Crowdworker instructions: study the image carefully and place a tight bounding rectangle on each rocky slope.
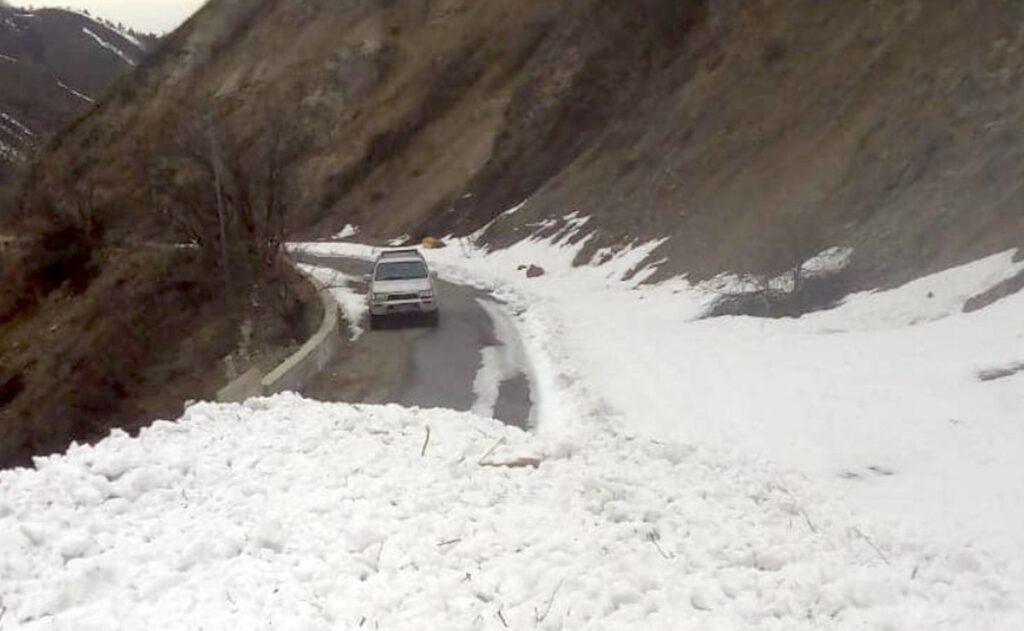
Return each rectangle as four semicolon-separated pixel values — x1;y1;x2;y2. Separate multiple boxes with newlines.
0;5;152;183
20;0;1024;292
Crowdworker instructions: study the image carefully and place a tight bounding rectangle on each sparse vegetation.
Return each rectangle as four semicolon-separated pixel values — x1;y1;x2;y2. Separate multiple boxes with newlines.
0;103;321;469
705;270;852;319
705;218;852;318
132;103;312;311
0;235;319;468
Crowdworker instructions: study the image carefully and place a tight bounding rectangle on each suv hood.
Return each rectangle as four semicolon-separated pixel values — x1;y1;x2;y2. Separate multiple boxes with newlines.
372;278;432;294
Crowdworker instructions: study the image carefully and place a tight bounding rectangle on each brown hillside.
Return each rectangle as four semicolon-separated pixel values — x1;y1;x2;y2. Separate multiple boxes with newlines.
18;0;1024;289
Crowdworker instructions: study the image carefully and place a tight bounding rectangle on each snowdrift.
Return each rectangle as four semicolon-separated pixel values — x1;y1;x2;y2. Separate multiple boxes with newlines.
2;396;1020;630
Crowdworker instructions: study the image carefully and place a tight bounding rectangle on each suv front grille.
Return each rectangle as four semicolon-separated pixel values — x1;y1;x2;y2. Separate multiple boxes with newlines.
388;293;418;302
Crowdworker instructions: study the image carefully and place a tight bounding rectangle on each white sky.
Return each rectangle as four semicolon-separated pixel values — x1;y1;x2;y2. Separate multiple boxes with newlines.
23;1;206;33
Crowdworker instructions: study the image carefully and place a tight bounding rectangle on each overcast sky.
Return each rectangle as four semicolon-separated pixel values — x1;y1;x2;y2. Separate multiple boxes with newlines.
25;0;206;33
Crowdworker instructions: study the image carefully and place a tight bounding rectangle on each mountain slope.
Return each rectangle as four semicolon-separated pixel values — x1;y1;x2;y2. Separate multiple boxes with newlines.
0;5;151;178
14;0;705;237
18;0;1024;291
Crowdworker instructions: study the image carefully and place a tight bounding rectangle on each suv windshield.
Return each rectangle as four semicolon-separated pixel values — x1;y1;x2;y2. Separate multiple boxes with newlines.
375;261;428;281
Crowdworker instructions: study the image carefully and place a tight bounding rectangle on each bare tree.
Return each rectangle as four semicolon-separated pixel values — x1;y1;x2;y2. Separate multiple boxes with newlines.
770;213;825;296
704;214;848;318
139;103;309;300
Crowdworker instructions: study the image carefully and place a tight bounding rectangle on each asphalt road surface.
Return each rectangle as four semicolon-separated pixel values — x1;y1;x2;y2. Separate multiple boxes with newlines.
296;254;534;429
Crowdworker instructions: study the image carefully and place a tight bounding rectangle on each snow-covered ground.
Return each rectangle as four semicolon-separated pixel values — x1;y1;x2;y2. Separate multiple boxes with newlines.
415;233;1024;561
2;223;1022;628
335;224;360;240
3;396;1021;629
299;223;1024;605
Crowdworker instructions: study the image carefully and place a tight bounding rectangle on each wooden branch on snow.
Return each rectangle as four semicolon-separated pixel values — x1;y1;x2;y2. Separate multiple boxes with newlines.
481;457;542;470
421;426;431;457
477;437;506;465
852;527;891;566
534;581;563;625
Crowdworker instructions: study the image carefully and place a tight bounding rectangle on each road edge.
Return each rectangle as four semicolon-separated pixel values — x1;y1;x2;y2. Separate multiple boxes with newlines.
217;264;342;402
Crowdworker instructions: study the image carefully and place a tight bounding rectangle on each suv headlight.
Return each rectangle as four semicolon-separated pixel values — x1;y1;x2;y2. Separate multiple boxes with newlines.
372;293;387;303
419;290;434;300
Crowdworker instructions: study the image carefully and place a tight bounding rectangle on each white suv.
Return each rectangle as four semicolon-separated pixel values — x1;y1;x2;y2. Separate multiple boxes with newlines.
368;249;440;328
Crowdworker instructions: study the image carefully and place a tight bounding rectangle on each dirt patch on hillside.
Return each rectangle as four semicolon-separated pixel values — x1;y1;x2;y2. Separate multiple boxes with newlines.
0;242;319;469
963;268;1024;313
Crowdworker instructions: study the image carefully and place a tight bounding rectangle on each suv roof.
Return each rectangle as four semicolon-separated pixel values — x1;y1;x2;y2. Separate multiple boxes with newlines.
377;248;425;262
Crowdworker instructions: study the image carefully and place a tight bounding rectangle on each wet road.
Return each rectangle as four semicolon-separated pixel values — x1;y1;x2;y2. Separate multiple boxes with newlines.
295;254;534;429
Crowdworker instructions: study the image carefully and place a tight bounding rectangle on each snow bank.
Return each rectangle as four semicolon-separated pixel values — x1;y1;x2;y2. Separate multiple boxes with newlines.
335;224;360;240
299;264;368;341
2;396;1020;630
295;220;1024;583
472;298;533;422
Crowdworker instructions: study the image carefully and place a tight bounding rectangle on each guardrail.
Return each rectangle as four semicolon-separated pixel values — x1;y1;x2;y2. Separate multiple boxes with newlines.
216;265;341;402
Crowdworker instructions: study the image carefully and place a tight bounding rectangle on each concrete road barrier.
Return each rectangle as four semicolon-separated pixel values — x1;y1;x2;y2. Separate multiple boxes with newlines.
215;367;263;403
217;265;341;402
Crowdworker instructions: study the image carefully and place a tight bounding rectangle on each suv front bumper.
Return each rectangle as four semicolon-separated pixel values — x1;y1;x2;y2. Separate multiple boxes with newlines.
370;299;438;316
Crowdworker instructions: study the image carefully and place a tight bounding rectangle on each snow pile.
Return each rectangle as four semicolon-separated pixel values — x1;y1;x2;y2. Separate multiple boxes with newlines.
299;264;368;341
334;224;360;240
368;223;1024;565
298;222;1024;571
2;395;1020;630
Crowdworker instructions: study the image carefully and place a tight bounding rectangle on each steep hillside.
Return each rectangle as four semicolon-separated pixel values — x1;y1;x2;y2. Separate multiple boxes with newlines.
18;0;1024;290
0;5;152;183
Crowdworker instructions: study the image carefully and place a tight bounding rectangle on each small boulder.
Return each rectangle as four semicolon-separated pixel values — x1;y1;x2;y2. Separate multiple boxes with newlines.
525;265;546;278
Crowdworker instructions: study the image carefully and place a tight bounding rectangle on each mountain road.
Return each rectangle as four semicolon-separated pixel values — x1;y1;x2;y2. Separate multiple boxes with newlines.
295;253;534;430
